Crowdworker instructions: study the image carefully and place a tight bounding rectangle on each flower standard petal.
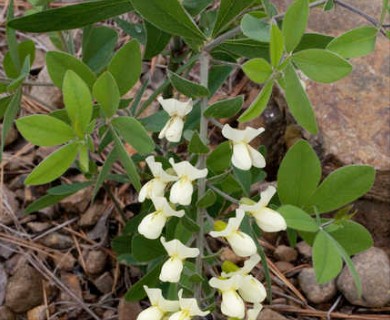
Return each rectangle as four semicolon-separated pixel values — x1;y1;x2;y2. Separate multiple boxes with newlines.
169;159;208;181
242;126;265;143
221;124;247;142
259;185;277;207
138;212;167;239
222;254;261;278
146;156;177;183
169;290;209;320
144;286;180;312
165;117;185;143
152;197;185;219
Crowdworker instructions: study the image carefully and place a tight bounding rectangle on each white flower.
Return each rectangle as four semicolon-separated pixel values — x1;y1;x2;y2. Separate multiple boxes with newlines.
247;303;263;320
139;156;177;202
209;209;257;257
169;158;208;206
222;124;266;171
138;197;185;239
209;275;245;319
222;254;267;304
168;289;209;320
239;186;287;232
158;96;193;143
137;286;179;320
159;237;200;283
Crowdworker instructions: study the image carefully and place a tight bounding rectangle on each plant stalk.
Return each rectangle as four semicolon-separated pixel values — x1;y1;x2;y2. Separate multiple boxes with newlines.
195;51;209;301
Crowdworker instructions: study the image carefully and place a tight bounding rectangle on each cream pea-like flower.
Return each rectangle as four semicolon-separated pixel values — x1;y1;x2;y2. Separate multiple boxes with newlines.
209;209;257;257
138;197;185;239
222;254;266;304
222;124;266;171
169;158;208;206
139;156;177;202
159;237;200;283
137;286;179;320
168;290;209;320
209;275;245;319
239;186;287;232
158;96;193;143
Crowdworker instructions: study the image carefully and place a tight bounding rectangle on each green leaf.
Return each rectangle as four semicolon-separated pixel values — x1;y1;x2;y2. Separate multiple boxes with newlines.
93;71;120;118
212;0;255;36
183;0;212;16
240;14;270;42
188;131;209;154
82;26;118;73
0;95;13;120
207;141;232;173
306;165;375;214
295;33;334;52
216;38;269;59
125;261;163;301
16;115;75;146
282;0;309;52
112;117;154;155
129;0;205;47
239;80;273;122
78;143;89;173
63;70;93;137
233;166;251;196
111;128;141;191
270;23;284;67
326;26;377;58
139;111;169;133
283;64;318;134
46;51;96;89
115;19;146;44
8;0;133;32
25;143;79;185
292;49;353;83
277;140;321;206
24;194;68;215
92;148;117;199
0;89;21;161
204;96;243;119
6;57;30;91
197;189;217;208
144;21;171;60
313;230;343;283
3;40;35;79
278;205;319;232
242;58;272;84
328;220;373;256
132;235;165;262
48;181;92;196
168;71;210;98
108;40;141;95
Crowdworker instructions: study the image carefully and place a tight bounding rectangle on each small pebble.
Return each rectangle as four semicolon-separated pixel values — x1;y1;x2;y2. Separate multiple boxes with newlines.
296;241;312;258
274;245;298;262
298;268;336;304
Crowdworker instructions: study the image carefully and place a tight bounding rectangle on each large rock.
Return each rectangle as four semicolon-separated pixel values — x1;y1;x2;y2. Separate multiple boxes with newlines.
337;247;390;307
5;265;44;313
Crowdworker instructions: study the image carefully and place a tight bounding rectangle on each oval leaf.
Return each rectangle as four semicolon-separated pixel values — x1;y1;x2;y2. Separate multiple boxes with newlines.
239;80;273;122
168;71;210;98
283;64;318;134
108;40;141;95
277;140;321;206
46;51;96;89
242;58;272;84
112;116;154;155
93;71;120;118
278;205;319;232
306;165;375;214
241;14;270;42
8;0;133;32
270;23;284;67
204;96;243;119
282;0;309;52
16;115;75;146
25;143;79;185
63;70;93;137
326;26;377;59
292;48;353;83
313;230;343;284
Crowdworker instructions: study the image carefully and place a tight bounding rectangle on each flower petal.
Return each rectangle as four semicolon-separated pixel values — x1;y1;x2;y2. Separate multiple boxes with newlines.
209;275;241;291
164;117;185;143
247;303;263;320
232;142;252;171
146;156;177;182
238;275;266;303
151;197;185;218
138;213;166;239
160;257;183;283
221;290;245;319
209;209;245;238
227;231;257;257
222;254;261;278
177;290;209;317
259;185;277;207
137;306;164;320
144;286;180;312
158;96;193;117
169;159;207;180
160;237;199;259
248;145;266;168
169;179;193;206
242;126;265;143
253;207;287;232
222;124;247;142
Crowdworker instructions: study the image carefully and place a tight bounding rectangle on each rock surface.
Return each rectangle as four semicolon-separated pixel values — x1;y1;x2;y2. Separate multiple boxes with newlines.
118;298;141;320
296;241;312;258
259;308;288;320
0;185;19;225
274;245;298;262
84;250;107;275
337;247;390;307
298;268;337;304
0;306;15;320
38;233;73;249
0;264;7;305
5;265;44;313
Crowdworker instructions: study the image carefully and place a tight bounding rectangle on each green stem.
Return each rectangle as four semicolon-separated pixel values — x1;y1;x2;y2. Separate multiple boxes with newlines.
195;51;209;301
